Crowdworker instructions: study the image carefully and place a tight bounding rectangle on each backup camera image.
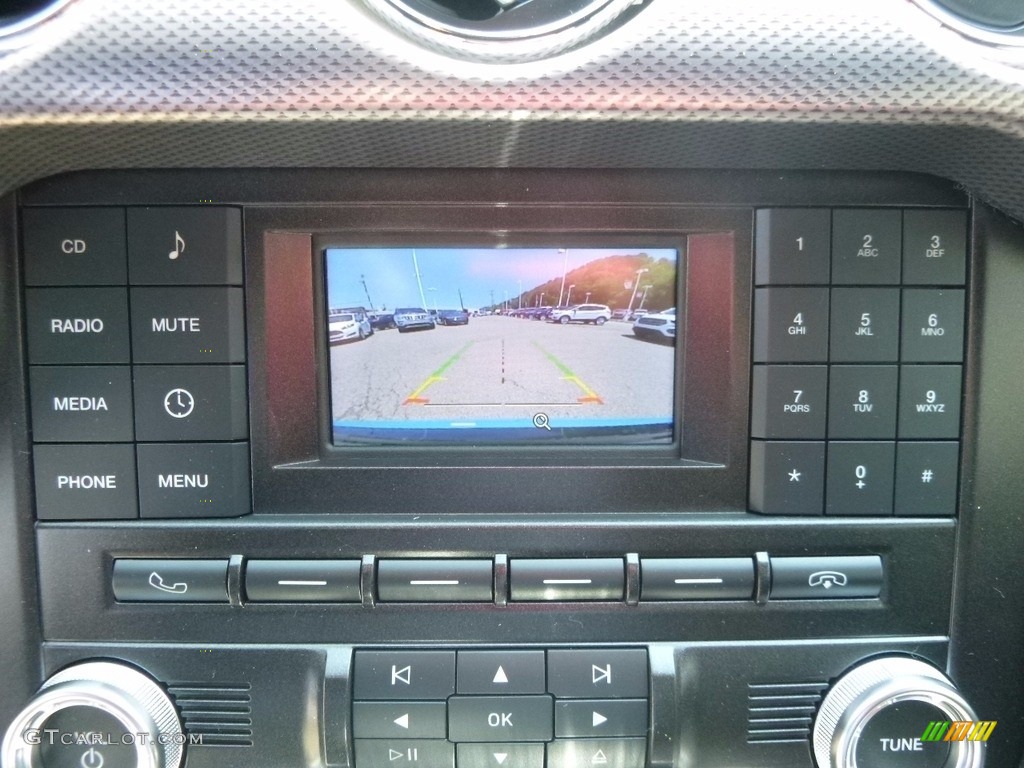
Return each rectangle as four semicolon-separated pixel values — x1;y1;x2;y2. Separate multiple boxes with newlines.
325;247;679;444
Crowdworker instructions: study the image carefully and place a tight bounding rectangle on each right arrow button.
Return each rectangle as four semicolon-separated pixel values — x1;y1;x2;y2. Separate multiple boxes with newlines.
554;700;649;738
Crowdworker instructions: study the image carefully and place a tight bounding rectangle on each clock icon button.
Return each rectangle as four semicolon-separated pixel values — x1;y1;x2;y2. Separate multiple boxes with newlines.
163;388;195;419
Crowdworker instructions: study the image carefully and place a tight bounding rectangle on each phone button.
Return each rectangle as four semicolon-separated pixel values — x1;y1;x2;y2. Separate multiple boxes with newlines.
769;555;883;600
112;558;229;602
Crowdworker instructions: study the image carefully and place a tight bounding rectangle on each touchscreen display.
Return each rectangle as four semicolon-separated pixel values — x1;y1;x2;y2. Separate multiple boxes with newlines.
325;247;679;444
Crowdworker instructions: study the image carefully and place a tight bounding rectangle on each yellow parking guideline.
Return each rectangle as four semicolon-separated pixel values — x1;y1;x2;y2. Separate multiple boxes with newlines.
532;342;604;405
403;341;475;405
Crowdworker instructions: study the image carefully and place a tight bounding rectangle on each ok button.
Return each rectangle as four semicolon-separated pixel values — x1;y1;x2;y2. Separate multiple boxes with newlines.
447;696;553;742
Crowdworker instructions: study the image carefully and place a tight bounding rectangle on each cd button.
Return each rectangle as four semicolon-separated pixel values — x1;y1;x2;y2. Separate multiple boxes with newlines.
133;365;248;442
29;366;134;443
244;560;361;602
640;558;754;600
112;558;229;602
128;207;243;286
33;443;138;520
509;559;624;602
130;287;246;364
547;649;648;699
457;650;546;695
25;287;131;364
353;651;456;701
546;738;646;768
23;207;127;287
377;560;493;603
136;442;251;518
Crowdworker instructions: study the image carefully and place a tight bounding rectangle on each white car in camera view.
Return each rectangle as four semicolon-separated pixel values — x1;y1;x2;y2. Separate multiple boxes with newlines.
632;307;676;342
328;312;372;344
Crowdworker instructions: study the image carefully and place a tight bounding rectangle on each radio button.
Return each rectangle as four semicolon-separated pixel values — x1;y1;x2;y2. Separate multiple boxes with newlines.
750;365;827;439
457;650;546;695
447;695;554;742
554;699;648;739
133;364;248;442
829;288;900;363
130;287;246;364
831;209;902;285
749;440;825;516
825;442;896;516
128;207;243;286
898;366;962;439
457;743;544;768
827;366;898;440
136;441;251;518
640;558;754;600
509;559;623;602
23;207;127;287
354;651;456;700
26;287;130;364
769;555;883;599
112;558;229;602
900;289;965;363
546;739;646;768
353;701;447;739
754;208;831;286
33;443;137;520
547;649;648;699
355;740;454;768
895;442;960;517
29;366;134;443
378;559;493;603
902;209;967;286
753;288;829;363
245;559;361;602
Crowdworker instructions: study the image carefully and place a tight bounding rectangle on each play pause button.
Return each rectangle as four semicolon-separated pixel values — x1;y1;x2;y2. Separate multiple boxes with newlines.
354;740;453;768
554;700;648;738
457;744;544;768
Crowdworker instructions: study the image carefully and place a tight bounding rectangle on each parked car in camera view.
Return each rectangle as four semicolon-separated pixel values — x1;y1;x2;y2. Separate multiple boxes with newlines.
632;307;676;343
549;304;612;325
394;307;436;332
328;312;373;344
436;309;470;326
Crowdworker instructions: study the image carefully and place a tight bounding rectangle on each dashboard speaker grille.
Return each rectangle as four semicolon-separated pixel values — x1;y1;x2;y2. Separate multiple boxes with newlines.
166;682;254;747
747;681;828;745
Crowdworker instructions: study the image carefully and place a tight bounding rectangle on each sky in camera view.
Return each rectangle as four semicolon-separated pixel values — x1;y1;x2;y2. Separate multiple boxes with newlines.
325;247;678;311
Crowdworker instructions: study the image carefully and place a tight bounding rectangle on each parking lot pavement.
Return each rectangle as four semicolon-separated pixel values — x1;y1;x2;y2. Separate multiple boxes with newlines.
330;316;675;426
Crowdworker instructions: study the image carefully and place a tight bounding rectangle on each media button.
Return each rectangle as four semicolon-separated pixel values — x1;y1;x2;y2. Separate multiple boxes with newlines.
128;207;243;285
29;366;134;443
33;444;137;520
353;651;456;701
133;365;248;442
25;288;130;364
23;207;127;287
130;287;246;364
112;559;229;602
509;559;624;602
136;442;251;518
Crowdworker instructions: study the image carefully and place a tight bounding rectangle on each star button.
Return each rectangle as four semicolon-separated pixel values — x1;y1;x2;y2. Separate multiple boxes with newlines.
788;469;802;482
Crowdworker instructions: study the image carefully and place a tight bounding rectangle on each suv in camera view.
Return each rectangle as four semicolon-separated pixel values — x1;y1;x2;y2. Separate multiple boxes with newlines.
632;308;676;343
393;307;436;332
549;304;612;325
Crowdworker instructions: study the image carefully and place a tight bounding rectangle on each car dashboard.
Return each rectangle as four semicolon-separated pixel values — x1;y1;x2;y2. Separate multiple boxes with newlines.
1;2;1024;768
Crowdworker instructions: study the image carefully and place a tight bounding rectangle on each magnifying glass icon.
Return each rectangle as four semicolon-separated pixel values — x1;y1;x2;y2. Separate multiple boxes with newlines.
532;413;551;431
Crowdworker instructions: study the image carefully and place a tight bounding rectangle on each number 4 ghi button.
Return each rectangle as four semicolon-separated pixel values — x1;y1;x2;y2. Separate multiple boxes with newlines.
749;441;826;515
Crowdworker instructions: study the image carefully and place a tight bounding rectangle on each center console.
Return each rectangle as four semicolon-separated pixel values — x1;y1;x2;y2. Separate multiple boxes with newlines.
0;169;1013;768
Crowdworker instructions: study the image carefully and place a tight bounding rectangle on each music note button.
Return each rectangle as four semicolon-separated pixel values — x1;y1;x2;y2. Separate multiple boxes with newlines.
128;207;242;285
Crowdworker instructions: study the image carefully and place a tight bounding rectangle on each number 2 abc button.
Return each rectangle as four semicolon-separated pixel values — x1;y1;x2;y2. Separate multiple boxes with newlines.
130;287;245;363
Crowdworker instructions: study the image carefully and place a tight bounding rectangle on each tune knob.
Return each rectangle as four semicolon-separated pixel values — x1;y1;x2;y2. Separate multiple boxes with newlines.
2;661;183;768
813;657;985;768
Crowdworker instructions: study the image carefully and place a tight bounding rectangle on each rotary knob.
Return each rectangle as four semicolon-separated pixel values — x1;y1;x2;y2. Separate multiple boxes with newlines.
813;657;985;768
1;662;183;768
